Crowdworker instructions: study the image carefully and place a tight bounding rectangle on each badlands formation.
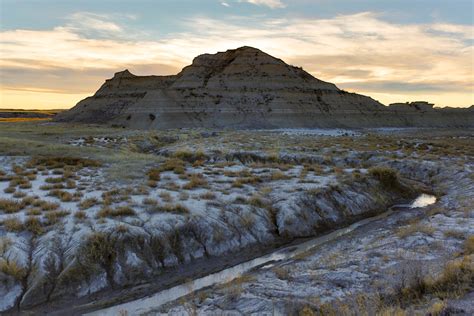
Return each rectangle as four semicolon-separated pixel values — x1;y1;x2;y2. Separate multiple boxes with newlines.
55;46;473;129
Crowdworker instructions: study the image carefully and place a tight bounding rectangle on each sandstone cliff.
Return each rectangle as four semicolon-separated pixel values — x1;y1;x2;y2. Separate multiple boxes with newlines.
55;46;474;128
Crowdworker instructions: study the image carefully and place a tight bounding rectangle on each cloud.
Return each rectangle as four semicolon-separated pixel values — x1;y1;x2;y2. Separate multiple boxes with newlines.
1;11;473;108
240;0;286;9
221;2;231;7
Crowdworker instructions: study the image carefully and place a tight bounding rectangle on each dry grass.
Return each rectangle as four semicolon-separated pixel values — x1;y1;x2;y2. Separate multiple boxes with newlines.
24;216;43;235
2;217;24;232
48;189;74;202
97;206;136;218
78;197;99;209
0;260;27;280
147;168;161;181
159;204;190;215
183;174;207;190
0;199;25;213
464;235;474;254
397;223;436;238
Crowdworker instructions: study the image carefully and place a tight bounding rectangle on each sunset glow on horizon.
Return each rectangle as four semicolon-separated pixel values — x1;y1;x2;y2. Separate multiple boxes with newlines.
1;0;473;109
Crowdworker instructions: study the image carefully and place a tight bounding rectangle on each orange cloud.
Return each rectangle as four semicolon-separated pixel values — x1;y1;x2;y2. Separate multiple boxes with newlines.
1;12;473;109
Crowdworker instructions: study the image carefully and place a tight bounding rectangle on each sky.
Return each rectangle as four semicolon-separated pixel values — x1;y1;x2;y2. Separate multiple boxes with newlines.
0;0;473;109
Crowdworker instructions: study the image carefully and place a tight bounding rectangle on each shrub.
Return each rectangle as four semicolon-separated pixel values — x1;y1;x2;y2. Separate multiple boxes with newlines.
0;199;25;213
45;177;65;184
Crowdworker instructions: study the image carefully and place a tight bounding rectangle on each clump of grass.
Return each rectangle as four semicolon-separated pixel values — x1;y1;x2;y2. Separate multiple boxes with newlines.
26;208;42;216
0;199;25;213
97;206;136;218
48;189;73;202
183;174;207;190
74;210;87;220
159;158;186;174
147;168;161;181
248;195;266;208
35;200;60;211
232;175;261;188
270;171;290;181
464;235;474;254
79;232;116;286
147;180;158;188
397;223;436;238
28;157;101;170
174;150;207;163
2;217;24;232
12;191;27;199
200;191;216;200
160;204;189;215
24;216;43;235
368;166;399;188
0;260;26;281
272;266;290;280
45;177;65;184
443;230;465;240
40;184;65;190
3;186;15;194
78;197;99;209
159;191;173;202
44;210;70;225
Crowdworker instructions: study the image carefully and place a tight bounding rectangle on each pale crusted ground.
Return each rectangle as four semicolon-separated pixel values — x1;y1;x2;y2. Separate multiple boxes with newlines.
0;122;472;314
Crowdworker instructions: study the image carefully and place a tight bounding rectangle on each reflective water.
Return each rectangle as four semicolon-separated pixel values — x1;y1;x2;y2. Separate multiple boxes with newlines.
410;194;436;208
87;194;436;316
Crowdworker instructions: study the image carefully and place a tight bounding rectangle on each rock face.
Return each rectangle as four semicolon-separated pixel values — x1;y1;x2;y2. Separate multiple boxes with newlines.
55;46;474;128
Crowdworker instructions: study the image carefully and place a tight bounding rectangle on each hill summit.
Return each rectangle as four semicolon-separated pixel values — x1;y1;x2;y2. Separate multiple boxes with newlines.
56;46;473;128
